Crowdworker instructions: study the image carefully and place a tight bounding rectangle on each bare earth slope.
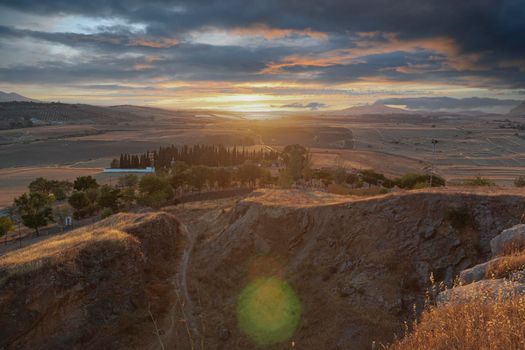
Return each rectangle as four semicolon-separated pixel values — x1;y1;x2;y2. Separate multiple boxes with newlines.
0;212;184;350
1;189;525;349
185;189;525;349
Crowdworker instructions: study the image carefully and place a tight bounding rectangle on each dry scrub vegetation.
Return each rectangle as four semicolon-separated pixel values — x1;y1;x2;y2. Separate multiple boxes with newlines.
0;213;161;281
486;249;525;279
389;244;525;350
387;293;525;350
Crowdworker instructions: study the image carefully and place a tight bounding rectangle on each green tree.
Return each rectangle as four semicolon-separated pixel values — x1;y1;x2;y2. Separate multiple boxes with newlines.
237;162;261;187
73;176;99;191
68;191;97;219
215;167;232;188
138;175;174;208
29;177;54;194
0;216;14;237
282;144;309;181
187;166;210;191
13;192;54;235
28;177;72;200
118;174;139;188
97;185;121;212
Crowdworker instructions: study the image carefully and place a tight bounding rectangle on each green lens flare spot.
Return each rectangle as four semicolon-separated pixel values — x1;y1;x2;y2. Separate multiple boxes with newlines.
237;277;301;346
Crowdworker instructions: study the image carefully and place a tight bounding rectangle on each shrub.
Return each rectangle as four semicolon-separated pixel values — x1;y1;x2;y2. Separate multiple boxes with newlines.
387;295;525;350
327;183;351;195
396;173;445;189
68;191;97;219
138;175;174;208
13;192;54;235
514;176;525;187
73;176;99;191
0;216;14;237
100;208;113;219
463;176;495;186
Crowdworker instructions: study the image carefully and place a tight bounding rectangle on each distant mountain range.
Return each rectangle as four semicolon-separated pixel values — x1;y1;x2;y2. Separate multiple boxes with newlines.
330;104;413;116
0;91;39;102
509;100;525;116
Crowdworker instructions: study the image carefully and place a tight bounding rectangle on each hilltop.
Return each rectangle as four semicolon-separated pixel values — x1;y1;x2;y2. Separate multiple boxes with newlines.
0;91;38;103
509;99;525;116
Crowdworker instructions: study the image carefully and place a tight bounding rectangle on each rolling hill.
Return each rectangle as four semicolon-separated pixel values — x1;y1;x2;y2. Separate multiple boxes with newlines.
0;91;39;103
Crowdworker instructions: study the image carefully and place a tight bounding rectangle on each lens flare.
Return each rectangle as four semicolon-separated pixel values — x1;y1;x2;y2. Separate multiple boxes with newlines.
237;277;301;345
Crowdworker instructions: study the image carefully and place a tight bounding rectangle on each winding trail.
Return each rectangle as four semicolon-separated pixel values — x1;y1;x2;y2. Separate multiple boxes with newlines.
177;222;201;342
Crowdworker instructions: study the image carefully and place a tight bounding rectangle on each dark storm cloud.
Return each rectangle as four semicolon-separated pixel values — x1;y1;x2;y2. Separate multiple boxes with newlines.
374;97;522;111
2;0;524;55
281;102;327;110
0;0;524;89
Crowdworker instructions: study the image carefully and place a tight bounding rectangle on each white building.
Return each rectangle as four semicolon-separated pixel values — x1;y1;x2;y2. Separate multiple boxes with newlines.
103;166;155;173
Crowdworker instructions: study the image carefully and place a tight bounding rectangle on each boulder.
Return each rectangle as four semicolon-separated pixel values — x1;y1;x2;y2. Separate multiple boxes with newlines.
490;224;525;256
459;257;505;285
437;278;525;304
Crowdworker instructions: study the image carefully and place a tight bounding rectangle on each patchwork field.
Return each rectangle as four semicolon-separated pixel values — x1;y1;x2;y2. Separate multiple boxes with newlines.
1;104;524;209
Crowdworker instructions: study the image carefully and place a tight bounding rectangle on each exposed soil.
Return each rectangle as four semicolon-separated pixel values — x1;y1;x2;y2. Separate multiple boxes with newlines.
1;189;525;349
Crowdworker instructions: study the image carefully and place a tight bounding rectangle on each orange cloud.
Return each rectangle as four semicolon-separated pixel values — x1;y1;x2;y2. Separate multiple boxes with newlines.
229;24;327;40
261;32;482;74
129;37;179;48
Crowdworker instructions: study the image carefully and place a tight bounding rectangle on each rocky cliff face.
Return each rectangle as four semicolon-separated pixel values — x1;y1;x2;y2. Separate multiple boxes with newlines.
186;190;525;349
0;212;183;350
1;190;524;350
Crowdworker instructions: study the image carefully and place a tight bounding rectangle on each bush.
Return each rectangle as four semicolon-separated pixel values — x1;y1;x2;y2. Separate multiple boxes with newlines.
327;183;351;195
68;191;97;219
463;176;495;186
138;175;174;208
359;169;388;186
387;295;525;350
0;216;14;237
396;173;445;189
100;208;113;219
73;176;99;191
514;176;525;187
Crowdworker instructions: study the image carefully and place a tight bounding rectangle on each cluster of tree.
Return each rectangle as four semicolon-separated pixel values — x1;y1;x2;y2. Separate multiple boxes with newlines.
113;144;280;170
2;177;75;236
306;168;446;190
278;144;313;187
28;177;73;200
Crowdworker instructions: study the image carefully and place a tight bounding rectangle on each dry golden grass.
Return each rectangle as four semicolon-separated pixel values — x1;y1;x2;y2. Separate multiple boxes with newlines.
0;212;162;280
387;293;525;350
486;249;525;280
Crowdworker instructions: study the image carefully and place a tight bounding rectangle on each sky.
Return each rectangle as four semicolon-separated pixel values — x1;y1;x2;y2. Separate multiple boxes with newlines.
0;0;524;113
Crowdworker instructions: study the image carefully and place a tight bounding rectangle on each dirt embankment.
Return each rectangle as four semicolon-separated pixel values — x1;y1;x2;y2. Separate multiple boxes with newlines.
185;189;525;349
0;212;185;350
1;189;524;350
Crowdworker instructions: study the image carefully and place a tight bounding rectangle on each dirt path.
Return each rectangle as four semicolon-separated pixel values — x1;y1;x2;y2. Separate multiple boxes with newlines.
178;222;200;337
156;221;202;350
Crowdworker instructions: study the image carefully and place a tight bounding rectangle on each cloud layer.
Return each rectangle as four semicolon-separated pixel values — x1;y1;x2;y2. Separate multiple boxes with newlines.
0;0;524;110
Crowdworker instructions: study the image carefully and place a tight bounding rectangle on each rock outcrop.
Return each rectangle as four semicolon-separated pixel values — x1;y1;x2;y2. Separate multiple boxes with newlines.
1;189;525;350
490;224;525;256
443;222;525;305
185;189;524;349
437;278;525;304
